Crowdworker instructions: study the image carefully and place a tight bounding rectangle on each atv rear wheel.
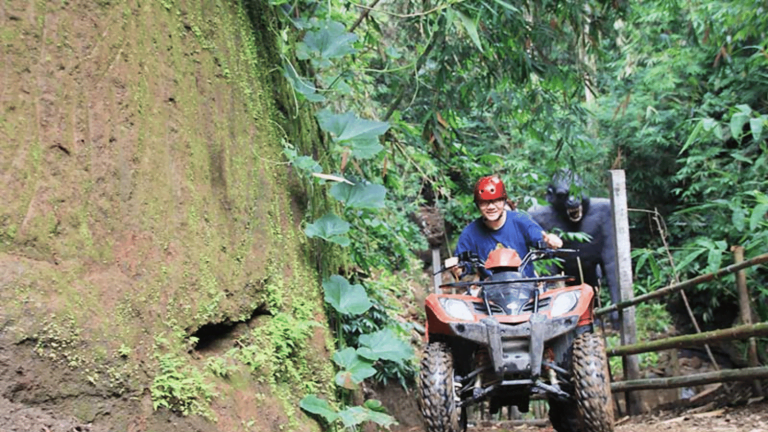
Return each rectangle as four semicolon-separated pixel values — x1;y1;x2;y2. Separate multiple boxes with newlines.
572;331;614;432
419;342;462;432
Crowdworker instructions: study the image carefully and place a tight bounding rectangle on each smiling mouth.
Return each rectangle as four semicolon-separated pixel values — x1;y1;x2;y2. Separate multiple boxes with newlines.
567;205;583;222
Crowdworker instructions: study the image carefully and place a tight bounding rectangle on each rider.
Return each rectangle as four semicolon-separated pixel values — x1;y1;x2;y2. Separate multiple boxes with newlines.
454;175;563;278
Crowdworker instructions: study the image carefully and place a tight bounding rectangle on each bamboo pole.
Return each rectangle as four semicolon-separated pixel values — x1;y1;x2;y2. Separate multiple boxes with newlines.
595;253;768;316
607;322;768;357
732;245;764;397
611;366;768;393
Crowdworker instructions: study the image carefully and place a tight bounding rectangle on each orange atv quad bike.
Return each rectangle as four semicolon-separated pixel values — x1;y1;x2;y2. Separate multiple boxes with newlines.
418;247;613;432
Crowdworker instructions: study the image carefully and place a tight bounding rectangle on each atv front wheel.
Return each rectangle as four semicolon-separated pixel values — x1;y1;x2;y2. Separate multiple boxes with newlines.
419;342;462;432
572;331;614;432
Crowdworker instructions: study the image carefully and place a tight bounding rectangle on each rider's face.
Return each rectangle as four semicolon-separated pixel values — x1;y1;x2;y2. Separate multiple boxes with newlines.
478;199;505;221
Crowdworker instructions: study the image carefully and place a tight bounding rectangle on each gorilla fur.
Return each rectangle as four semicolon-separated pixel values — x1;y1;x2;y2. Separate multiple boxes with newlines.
527;170;620;322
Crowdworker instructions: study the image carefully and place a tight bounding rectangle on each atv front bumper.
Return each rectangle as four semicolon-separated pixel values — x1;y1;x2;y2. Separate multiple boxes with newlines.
449;314;580;377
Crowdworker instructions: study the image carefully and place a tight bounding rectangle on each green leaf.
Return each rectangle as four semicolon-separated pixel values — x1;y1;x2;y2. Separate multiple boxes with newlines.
282;62;325;102
455;10;483;52
337;406;370;428
701;117;717;132
648;255;660;280
323;275;373;315
301;20;358;60
634;250;648;277
706;245;723;274
730;152;753;164
732;206;746;232
750;203;768;230
332;348;376;388
330;182;387;209
680;119;703;155
730;112;749;140
750;117;764;142
674;248;706;273
364;409;398;428
363;399;388;413
316;110;389;159
337;406;398;429
358;328;414;362
292;156;322;174
304;213;351;246
299;395;339;423
491;0;520;12
347;138;384;160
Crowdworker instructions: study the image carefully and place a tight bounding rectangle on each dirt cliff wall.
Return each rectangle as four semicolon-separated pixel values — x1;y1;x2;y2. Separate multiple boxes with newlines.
0;0;334;430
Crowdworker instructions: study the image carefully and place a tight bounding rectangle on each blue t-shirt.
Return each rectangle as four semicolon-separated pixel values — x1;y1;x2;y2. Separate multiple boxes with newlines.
454;210;544;277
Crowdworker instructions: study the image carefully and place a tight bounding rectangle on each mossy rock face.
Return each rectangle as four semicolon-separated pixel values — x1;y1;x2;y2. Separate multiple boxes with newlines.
0;0;336;430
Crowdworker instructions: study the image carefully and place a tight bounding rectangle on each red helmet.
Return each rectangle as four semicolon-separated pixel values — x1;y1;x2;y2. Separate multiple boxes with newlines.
474;176;507;204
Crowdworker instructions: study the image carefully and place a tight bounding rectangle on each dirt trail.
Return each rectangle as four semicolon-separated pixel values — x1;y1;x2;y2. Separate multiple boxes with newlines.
466;400;768;432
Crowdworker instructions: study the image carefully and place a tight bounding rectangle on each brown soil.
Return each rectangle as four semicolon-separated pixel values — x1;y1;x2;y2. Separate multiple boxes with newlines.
472;400;768;432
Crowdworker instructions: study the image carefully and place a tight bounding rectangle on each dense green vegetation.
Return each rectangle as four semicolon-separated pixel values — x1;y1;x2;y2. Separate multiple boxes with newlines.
273;0;767;411
189;0;768;430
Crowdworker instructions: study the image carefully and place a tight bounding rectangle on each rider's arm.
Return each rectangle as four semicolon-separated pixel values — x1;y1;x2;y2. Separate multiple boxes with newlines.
520;213;562;249
452;226;476;279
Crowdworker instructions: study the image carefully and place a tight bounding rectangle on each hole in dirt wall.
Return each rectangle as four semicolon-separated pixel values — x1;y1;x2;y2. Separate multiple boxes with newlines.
190;306;270;355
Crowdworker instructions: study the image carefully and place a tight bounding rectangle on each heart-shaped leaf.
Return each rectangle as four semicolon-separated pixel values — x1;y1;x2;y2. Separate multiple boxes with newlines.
316;110;389;159
347;138;384;160
337;406;397;428
300;20;358;62
730;112;749;140
305;213;350;246
323;275;373;315
337;406;369;428
358;328;414;362
330;182;387;209
333;348;376;389
299;395;339;423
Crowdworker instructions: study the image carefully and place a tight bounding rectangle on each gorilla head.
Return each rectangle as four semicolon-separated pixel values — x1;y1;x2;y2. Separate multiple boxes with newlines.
546;169;591;223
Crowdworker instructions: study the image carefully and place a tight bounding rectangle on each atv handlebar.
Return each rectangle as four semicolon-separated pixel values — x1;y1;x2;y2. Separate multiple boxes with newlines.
435;247;580;277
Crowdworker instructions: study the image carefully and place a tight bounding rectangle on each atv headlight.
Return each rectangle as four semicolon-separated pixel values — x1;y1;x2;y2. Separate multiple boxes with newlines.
439;298;474;321
551;291;581;317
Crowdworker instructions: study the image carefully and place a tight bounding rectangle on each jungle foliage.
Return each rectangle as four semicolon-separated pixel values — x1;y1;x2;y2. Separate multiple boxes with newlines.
269;0;767;424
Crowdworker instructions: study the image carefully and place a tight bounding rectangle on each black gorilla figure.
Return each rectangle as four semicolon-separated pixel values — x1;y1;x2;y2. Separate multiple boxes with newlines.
528;170;620;326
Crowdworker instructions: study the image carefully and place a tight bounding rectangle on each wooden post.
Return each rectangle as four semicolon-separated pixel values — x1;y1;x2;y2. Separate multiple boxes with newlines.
732;245;764;397
432;248;442;294
609;170;642;415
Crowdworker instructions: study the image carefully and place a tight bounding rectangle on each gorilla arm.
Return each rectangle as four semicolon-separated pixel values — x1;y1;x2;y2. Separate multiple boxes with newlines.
590;198;620;306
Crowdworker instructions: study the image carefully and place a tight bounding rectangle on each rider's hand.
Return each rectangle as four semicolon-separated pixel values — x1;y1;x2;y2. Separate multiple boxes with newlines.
450;265;463;281
542;231;563;249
